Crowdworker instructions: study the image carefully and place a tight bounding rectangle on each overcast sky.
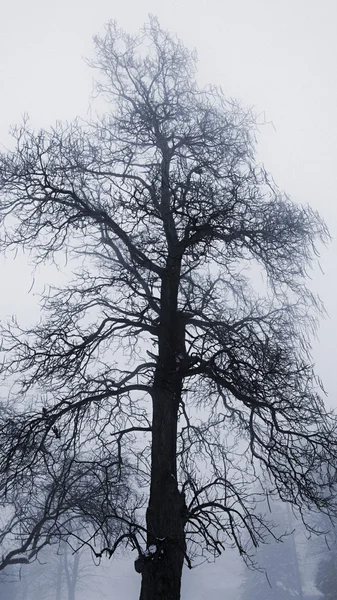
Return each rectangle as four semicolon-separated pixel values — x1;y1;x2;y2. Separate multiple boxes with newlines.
1;1;336;597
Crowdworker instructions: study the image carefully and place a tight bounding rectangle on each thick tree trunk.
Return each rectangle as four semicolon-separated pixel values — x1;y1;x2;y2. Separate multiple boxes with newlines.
138;254;186;600
138;382;186;600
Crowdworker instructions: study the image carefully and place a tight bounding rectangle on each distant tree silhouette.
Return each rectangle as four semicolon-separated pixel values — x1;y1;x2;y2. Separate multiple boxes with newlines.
315;553;337;600
12;542;96;600
308;510;337;599
0;574;17;600
241;501;303;599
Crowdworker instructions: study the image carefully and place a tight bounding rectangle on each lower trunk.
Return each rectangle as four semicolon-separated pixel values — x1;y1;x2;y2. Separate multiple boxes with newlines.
64;543;80;600
138;363;186;600
139;537;185;600
138;489;186;600
55;552;62;600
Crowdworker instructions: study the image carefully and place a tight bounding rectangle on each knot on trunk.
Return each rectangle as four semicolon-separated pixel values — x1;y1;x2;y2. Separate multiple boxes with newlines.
134;542;165;574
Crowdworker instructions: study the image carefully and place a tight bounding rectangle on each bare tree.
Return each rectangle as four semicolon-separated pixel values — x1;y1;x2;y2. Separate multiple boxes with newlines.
13;541;98;600
0;571;17;600
240;499;303;599
0;17;336;600
0;416;136;573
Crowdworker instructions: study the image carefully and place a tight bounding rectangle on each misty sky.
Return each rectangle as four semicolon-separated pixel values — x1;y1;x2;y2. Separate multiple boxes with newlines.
0;1;336;597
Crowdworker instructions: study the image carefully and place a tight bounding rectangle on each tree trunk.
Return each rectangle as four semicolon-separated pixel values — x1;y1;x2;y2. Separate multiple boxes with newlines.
138;255;186;600
68;551;79;600
55;552;63;600
64;543;80;600
22;569;28;600
138;382;186;600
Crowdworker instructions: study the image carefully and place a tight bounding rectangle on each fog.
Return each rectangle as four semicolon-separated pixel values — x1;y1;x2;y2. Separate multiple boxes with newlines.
1;0;336;598
1;506;325;599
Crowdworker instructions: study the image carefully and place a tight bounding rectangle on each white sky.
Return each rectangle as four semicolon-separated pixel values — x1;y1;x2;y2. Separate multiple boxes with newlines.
1;0;337;597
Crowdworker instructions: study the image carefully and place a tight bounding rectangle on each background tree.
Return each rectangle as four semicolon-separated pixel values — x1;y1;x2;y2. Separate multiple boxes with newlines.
0;573;18;600
304;506;337;599
13;542;99;600
240;500;303;600
315;554;337;600
0;17;336;600
0;428;135;574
